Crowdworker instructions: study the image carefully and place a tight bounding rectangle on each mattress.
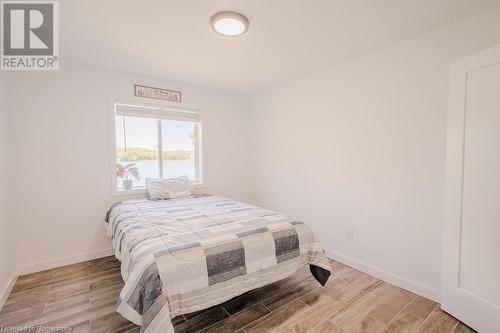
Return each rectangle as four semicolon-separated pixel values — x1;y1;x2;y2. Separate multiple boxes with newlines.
105;194;331;333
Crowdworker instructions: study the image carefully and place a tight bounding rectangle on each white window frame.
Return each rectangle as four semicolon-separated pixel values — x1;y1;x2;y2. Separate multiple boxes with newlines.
109;97;203;196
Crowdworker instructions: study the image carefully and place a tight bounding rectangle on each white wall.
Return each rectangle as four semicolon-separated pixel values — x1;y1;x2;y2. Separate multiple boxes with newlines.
0;73;16;305
250;8;500;301
7;64;253;273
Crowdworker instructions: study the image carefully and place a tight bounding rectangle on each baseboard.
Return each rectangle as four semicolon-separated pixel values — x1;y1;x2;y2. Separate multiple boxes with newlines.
17;247;115;276
0;270;18;311
326;249;441;303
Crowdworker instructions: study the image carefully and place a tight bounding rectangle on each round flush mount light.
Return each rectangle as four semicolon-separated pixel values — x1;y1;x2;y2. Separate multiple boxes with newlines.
210;11;249;37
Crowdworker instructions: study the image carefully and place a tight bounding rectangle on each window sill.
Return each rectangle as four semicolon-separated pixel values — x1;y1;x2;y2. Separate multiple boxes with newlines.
112;184;206;197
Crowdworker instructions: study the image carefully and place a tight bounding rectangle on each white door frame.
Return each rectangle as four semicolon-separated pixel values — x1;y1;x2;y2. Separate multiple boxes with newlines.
442;44;500;333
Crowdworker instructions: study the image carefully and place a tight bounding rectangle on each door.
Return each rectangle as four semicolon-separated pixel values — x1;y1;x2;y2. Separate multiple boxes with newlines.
442;45;500;333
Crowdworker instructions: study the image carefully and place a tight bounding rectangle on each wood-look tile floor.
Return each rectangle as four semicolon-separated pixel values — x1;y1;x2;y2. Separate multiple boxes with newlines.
0;256;475;333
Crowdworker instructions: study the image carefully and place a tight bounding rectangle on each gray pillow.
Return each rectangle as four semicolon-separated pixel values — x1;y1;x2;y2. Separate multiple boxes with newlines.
146;176;193;200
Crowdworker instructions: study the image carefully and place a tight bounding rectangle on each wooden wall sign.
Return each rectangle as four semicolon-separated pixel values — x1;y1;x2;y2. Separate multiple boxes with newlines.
134;84;182;102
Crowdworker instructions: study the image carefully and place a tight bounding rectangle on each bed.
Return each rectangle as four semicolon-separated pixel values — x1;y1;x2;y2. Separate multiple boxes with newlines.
105;194;332;333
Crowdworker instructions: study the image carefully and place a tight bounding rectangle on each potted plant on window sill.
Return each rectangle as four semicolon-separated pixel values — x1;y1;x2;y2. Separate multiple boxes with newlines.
117;163;140;190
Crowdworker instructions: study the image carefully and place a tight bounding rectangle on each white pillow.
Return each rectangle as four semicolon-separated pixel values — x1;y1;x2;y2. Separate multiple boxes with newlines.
146;176;193;200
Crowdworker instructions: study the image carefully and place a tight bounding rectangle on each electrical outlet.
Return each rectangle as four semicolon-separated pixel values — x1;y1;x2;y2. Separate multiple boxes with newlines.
345;229;354;241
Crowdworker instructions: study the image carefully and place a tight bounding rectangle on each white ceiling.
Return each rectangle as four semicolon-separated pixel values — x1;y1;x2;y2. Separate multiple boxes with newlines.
61;0;500;94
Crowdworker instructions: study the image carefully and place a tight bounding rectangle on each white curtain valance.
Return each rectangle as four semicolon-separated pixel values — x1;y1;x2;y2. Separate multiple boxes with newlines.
115;103;200;122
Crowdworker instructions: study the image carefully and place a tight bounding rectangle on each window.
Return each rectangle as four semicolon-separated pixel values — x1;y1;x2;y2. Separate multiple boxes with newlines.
112;102;201;193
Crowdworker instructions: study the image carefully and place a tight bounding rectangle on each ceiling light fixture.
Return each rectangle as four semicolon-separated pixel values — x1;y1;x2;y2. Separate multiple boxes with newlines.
210;11;249;37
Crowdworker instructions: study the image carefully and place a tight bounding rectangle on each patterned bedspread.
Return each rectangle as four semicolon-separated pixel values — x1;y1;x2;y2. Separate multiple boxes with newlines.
105;195;331;333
